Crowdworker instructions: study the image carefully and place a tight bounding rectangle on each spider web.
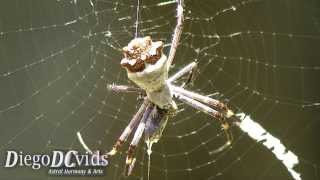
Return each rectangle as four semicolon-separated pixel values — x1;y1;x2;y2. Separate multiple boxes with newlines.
0;0;319;180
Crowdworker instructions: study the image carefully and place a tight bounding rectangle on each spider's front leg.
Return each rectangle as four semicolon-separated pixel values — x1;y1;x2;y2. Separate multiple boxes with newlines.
125;103;154;176
171;85;234;118
107;98;149;156
173;92;234;154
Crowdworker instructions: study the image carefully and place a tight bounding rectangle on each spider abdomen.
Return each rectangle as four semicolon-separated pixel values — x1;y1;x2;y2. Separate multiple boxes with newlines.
127;54;168;92
126;53;175;109
146;83;173;109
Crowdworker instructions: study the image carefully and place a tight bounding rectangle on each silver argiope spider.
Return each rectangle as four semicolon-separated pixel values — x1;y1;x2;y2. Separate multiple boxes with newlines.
78;0;238;176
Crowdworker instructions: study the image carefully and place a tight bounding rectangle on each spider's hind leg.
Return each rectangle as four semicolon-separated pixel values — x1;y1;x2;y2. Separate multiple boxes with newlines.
168;61;198;85
180;62;198;88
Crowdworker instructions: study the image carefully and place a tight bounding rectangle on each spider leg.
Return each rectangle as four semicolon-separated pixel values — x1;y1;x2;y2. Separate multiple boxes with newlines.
173;93;233;153
107;98;149;156
171;85;234;118
125;103;154;176
107;84;144;94
168;62;197;84
167;0;184;68
180;63;198;88
108;84;145;101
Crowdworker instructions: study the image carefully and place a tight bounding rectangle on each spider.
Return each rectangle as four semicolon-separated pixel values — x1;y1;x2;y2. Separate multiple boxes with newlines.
78;0;237;176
